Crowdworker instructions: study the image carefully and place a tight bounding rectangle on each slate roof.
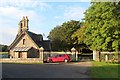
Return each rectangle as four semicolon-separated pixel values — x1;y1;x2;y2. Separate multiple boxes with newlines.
27;31;43;42
38;40;51;51
27;31;51;51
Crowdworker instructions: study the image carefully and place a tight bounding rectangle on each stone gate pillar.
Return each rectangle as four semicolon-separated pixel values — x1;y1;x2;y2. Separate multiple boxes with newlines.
71;47;77;61
93;50;100;61
105;54;108;62
39;47;44;61
93;50;96;60
9;54;12;59
96;51;100;61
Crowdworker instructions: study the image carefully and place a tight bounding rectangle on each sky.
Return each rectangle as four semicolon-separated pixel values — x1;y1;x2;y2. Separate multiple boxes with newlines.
0;0;91;45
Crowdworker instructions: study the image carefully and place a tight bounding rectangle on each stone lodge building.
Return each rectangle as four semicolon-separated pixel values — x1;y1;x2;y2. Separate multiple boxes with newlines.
9;16;51;59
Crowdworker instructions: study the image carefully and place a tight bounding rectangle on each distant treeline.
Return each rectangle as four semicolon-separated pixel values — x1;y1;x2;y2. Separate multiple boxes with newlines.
0;44;8;52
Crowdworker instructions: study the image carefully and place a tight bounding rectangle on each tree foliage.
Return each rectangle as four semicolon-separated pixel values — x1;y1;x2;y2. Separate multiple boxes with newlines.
48;2;120;52
83;2;120;52
72;22;88;44
48;20;81;51
2;45;8;52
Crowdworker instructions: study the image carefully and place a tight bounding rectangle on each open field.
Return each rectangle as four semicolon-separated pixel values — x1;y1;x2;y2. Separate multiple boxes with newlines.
0;52;8;54
90;61;119;78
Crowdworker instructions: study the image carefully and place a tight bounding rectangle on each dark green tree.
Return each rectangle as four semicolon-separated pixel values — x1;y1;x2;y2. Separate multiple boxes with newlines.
48;20;81;51
2;45;8;52
48;26;66;51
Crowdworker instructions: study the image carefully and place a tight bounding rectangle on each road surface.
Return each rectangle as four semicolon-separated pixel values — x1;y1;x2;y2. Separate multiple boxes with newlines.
2;62;92;79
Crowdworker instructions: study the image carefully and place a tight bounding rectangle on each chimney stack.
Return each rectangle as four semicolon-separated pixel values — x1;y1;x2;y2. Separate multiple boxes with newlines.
18;16;29;35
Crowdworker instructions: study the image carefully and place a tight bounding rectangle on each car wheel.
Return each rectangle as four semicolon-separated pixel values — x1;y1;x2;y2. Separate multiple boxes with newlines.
49;59;53;63
64;59;68;63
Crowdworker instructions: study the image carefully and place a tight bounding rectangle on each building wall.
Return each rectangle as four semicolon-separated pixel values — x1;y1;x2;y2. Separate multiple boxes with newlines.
9;34;39;58
15;34;38;49
9;50;15;58
22;52;27;59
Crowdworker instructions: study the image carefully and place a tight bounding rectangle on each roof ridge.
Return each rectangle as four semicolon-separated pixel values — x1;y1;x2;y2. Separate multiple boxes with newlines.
27;31;38;35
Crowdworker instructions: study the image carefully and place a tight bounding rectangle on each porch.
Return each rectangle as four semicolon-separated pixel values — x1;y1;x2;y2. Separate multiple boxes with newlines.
9;47;44;60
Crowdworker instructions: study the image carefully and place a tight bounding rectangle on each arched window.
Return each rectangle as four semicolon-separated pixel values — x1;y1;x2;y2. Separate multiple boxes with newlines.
23;39;26;45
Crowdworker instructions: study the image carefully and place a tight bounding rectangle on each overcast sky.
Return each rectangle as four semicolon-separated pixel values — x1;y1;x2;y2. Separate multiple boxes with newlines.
0;0;91;45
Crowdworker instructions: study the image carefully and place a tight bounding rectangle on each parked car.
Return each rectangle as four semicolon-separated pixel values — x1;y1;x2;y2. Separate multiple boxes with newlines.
47;54;70;63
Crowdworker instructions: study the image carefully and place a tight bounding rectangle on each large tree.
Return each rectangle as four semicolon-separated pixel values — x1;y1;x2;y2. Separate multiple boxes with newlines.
48;20;81;51
71;22;89;52
72;22;88;44
83;2;120;52
48;26;66;51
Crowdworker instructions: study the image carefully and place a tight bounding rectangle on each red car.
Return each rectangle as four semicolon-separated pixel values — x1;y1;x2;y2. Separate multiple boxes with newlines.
47;54;70;63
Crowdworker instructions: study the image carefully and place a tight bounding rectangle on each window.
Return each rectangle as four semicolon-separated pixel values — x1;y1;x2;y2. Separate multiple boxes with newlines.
61;54;65;57
23;39;26;45
55;55;59;58
59;55;62;57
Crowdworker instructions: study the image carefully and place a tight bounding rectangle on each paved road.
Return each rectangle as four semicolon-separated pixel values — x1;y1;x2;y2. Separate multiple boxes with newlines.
2;62;92;78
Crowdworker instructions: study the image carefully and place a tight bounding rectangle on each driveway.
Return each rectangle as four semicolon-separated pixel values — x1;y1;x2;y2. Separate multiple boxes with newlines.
2;61;92;78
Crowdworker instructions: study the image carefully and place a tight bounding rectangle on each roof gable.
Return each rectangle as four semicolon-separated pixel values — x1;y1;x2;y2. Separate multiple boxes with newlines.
9;33;25;49
9;31;51;51
9;31;39;50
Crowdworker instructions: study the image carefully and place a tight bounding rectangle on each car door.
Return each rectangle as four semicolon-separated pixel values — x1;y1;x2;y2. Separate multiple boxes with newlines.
53;55;60;62
59;54;65;62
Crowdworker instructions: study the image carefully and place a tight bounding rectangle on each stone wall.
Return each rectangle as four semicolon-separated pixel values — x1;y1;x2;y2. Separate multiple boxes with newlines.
0;58;43;63
100;52;120;62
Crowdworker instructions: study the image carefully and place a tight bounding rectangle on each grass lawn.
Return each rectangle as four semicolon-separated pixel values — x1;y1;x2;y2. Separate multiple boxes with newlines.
0;52;8;54
90;61;119;78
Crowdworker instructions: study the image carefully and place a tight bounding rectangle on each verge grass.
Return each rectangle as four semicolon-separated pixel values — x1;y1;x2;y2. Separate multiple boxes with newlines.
90;61;119;78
